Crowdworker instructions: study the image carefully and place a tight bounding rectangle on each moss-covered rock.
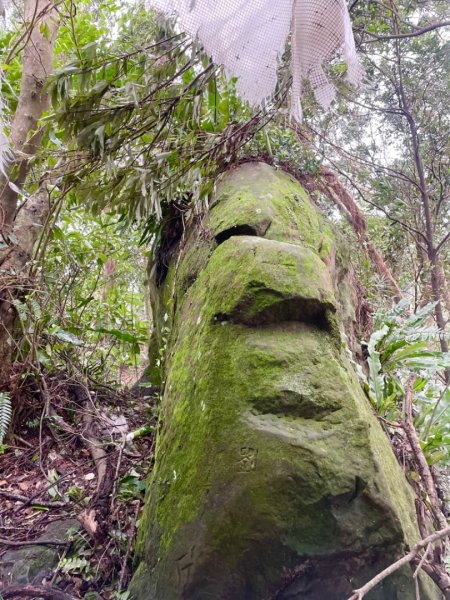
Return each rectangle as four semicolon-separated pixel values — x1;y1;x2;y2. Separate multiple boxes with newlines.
193;236;336;327
208;163;335;261
130;163;439;600
0;519;80;584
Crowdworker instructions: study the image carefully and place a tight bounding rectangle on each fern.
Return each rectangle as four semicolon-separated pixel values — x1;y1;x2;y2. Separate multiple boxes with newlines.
366;302;450;466
0;391;12;445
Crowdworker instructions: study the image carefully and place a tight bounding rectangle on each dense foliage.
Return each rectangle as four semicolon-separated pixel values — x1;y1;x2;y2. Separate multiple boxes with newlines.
366;301;450;465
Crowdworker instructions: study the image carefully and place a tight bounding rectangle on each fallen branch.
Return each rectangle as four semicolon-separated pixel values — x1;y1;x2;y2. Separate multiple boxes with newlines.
71;382;114;541
347;525;450;600
14;470;76;512
0;584;75;600
0;490;66;508
69;382;110;497
0;537;69;547
82;405;110;496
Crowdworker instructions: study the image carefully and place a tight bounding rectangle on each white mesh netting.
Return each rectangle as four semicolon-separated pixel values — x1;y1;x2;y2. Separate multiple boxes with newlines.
148;0;363;121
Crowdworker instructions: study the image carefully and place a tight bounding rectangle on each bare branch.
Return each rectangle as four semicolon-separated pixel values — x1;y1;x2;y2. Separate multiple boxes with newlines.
0;490;66;508
302;131;429;246
401;376;447;531
0;537;69;547
359;20;450;42
436;231;450;254
347;526;450;600
299;162;403;298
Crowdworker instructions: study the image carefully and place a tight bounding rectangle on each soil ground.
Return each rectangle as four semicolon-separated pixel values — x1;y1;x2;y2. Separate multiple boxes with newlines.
0;370;157;599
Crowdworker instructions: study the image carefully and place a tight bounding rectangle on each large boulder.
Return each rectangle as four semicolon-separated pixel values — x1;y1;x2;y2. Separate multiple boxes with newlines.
130;163;439;599
0;519;79;585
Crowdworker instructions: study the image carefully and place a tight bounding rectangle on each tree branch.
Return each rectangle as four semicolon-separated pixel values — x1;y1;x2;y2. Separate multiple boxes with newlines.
347;526;450;600
360;20;450;42
300;164;403;298
401;376;448;531
436;231;450;255
0;490;66;508
0;538;69;547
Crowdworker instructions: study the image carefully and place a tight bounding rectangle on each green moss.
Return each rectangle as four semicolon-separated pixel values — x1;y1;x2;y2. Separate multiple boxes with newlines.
134;313;428;597
210;162;335;261
194;236;336;328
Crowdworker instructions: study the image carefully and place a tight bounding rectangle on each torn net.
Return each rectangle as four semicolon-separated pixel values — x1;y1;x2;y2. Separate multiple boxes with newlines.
148;0;363;121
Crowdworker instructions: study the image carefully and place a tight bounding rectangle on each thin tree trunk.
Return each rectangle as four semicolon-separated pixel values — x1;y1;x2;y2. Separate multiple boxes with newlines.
0;187;53;379
0;0;58;237
0;0;59;383
391;10;449;366
1;187;52;271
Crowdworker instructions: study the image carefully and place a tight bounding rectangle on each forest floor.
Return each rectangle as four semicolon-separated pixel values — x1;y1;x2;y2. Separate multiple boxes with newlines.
0;370;157;599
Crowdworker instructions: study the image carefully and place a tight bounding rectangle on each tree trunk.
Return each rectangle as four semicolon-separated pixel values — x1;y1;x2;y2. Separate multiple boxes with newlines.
0;187;53;380
0;0;59;384
130;163;440;600
391;7;449;371
0;0;58;236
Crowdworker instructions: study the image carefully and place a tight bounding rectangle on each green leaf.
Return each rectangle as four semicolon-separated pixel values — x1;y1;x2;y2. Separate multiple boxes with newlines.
52;329;84;346
0;392;12;445
367;325;389;407
89;326;143;344
39;21;51;41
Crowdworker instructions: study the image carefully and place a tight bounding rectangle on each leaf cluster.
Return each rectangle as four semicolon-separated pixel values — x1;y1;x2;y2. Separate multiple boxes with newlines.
11;207;149;383
48;8;266;235
0;391;12;445
366;300;450;465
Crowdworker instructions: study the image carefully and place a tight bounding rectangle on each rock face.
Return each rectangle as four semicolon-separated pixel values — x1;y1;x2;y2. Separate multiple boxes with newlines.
0;519;79;585
130;163;438;599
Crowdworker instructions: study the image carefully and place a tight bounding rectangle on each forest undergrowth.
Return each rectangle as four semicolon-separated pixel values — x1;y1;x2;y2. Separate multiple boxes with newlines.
0;366;157;600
